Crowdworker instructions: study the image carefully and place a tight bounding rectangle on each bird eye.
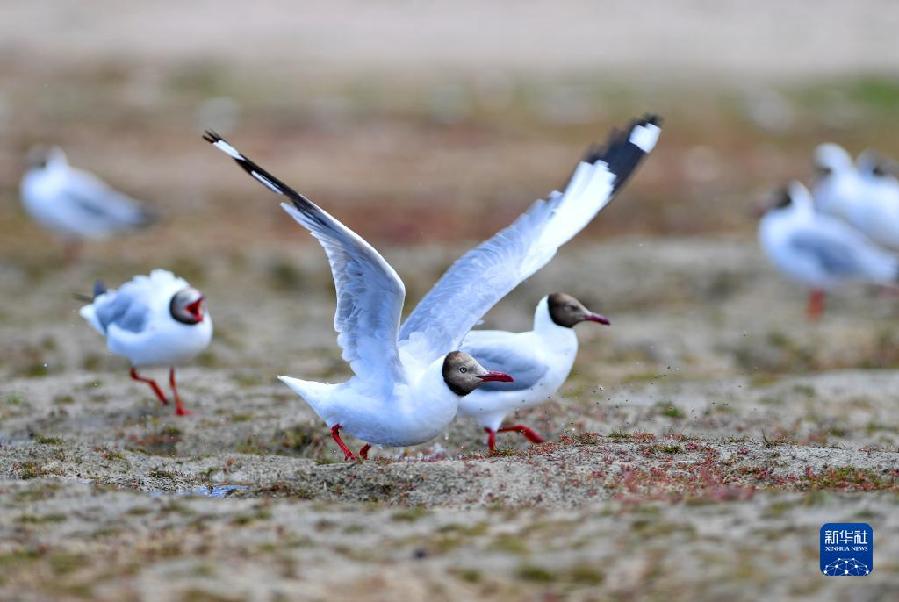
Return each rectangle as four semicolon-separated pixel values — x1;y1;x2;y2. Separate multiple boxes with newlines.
459;367;467;373
567;305;578;311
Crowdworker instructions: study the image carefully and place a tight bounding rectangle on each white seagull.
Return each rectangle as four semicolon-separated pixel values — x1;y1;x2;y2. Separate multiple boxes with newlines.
205;133;514;460
80;270;213;416
418;116;660;450
458;293;611;450
758;181;899;319
813;143;899;251
206;116;660;458
20;146;157;259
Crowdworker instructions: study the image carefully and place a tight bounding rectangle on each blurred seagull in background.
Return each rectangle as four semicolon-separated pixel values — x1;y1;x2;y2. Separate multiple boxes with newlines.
813;143;899;251
758;182;899;320
205;132;514;461
20;146;157;260
399;116;661;450
857;149;899;197
80;270;212;416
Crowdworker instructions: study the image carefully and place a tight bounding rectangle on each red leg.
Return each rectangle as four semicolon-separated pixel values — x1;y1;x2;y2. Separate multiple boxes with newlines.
169;368;192;416
498;424;545;444
130;368;168;405
359;444;371;460
807;290;825;321
330;425;357;461
484;427;496;451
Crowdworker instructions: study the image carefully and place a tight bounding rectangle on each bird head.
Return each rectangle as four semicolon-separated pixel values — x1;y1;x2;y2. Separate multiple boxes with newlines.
169;287;207;325
546;292;610;328
442;351;513;397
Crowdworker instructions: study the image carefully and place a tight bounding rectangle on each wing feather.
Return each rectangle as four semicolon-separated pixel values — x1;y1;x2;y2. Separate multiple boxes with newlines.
204;132;406;384
399;115;661;363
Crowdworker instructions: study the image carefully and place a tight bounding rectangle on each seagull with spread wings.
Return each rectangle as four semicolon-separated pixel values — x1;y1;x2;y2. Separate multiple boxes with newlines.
205;133;514;461
399;116;661;449
205;114;659;458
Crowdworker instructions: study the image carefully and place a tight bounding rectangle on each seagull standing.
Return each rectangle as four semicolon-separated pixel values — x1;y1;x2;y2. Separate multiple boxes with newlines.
205;133;514;460
20;147;157;259
854;149;899;249
459;293;610;450
80;270;212;416
813;143;899;251
759;182;899;319
399;116;660;449
812;143;863;222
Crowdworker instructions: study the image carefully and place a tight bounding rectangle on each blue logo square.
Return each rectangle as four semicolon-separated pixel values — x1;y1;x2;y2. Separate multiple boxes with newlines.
820;523;873;576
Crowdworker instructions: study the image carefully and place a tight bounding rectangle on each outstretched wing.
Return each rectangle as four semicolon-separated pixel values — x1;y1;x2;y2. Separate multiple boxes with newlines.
398;115;661;363
205;132;406;385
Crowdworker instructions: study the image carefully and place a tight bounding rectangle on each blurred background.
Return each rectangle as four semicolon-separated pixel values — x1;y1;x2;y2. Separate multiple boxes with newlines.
3;1;899;381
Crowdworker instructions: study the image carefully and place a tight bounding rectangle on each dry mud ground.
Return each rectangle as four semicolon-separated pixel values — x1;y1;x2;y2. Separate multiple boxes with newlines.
1;240;898;601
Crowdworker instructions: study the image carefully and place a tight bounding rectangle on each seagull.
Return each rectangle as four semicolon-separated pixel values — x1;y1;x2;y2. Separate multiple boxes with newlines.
205;114;658;458
812;143;861;221
399;115;660;449
758;182;899;319
813;143;899;251
855;149;899;245
80;270;212;416
20;146;157;259
458;293;610;450
204;133;514;460
400;115;661;450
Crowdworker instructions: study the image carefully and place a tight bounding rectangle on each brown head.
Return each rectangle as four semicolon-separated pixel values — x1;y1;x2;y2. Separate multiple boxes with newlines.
547;292;610;328
442;351;513;397
25;146;66;171
169;287;207;325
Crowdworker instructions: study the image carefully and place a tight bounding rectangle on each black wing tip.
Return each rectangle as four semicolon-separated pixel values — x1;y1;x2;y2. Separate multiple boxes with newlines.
637;113;662;127
202;130;312;213
570;113;662;195
580;113;663;165
92;280;107;299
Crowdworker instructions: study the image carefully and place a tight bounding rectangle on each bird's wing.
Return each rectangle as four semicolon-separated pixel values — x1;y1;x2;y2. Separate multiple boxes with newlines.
398;115;660;363
204;132;407;385
81;270;187;335
460;341;548;392
789;226;893;280
64;169;156;229
87;289;150;334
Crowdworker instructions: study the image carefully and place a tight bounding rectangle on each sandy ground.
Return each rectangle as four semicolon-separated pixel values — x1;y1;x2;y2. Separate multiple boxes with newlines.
2;241;899;601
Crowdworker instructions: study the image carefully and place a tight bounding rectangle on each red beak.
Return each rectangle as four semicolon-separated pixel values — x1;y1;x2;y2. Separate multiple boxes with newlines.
479;370;514;383
186;295;205;321
585;312;610;326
